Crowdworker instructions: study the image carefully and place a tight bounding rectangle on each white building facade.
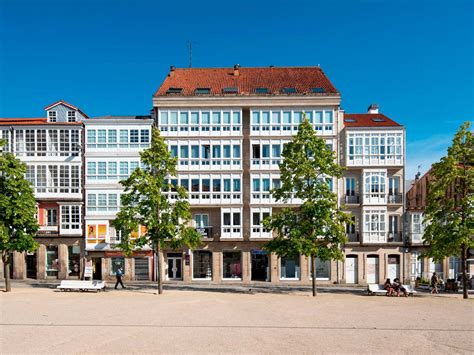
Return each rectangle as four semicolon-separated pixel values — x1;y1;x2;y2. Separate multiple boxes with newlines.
83;116;154;281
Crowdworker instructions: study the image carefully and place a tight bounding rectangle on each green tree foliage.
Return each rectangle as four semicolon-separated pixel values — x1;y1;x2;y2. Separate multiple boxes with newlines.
263;118;350;296
113;128;201;294
0;140;39;292
423;121;473;299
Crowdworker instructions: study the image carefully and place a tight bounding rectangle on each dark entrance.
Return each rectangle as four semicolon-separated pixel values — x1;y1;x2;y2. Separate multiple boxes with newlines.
251;250;269;281
134;258;149;280
26;253;37;279
92;258;102;280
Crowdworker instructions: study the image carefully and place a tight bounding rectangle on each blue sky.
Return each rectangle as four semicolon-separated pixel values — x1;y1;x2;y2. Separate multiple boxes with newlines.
0;0;472;179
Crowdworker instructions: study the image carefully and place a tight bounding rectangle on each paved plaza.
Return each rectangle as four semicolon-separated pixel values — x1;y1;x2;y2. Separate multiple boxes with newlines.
0;285;473;354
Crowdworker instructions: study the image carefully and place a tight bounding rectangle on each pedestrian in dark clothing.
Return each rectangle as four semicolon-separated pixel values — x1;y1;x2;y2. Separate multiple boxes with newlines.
115;267;125;289
431;272;439;294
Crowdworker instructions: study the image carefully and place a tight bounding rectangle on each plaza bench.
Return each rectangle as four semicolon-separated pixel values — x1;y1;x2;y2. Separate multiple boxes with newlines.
367;283;417;296
57;280;106;292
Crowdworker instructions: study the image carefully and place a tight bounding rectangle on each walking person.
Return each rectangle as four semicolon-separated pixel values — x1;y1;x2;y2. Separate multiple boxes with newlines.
115;267;125;289
430;272;439;294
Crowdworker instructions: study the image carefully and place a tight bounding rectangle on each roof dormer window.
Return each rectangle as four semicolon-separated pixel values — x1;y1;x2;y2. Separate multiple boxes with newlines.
67;111;76;122
48;111;57;122
281;87;297;94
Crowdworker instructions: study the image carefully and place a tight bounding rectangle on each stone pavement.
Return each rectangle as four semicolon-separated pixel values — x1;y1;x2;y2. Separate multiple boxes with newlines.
1;283;473;354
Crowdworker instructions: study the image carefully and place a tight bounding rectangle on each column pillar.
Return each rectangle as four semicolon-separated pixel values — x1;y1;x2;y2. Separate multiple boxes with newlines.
37;244;46;280
212;250;221;283
12;251;25;279
242;250;250;284
359;253;366;285
301;255;310;284
183;251;192;282
58;244;68;279
270;253;279;284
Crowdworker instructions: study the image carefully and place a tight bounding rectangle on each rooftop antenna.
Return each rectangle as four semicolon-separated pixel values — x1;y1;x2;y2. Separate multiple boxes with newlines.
187;40;192;68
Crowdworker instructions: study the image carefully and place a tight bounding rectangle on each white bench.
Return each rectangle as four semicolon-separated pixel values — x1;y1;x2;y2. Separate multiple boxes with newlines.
367;283;417;296
57;280;106;292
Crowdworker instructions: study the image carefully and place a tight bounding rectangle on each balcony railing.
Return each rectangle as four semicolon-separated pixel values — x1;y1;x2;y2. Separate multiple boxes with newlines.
388;194;403;204
196;226;213;238
387;232;403;243
342;195;360;205
37;225;59;236
346;232;360;242
362;231;403;244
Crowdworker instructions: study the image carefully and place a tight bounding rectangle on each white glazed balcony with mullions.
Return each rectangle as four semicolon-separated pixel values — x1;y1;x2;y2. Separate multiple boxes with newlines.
361;208;387;244
407;212;424;244
250;138;335;171
165;174;242;205
157;109;242;137
86;127;151;153
250;208;272;238
250;173;303;205
250;108;336;137
168;139;242;171
346;130;404;167
221;208;243;239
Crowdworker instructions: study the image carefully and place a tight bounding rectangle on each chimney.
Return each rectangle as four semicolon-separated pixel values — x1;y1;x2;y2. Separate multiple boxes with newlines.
367;103;379;114
233;64;240;76
169;65;176;77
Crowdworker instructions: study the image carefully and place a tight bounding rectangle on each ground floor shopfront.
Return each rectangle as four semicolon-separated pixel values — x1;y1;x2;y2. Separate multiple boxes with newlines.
83;250;154;282
1;238;82;280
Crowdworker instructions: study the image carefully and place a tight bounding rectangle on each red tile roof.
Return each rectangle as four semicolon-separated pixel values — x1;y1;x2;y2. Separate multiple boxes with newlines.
154;66;339;97
0;118;82;126
343;113;402;127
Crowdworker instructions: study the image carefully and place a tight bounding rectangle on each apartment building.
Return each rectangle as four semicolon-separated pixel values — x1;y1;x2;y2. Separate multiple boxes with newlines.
152;65;408;285
406;170;471;282
0;100;85;280
83;115;154;281
341;108;407;284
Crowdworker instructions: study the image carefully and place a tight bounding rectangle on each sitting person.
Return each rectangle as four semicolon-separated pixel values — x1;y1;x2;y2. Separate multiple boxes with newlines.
392;278;408;297
384;278;394;296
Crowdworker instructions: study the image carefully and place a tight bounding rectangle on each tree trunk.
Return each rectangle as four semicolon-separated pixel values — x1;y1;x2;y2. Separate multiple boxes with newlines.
3;254;11;292
461;243;468;299
311;255;317;297
157;243;163;295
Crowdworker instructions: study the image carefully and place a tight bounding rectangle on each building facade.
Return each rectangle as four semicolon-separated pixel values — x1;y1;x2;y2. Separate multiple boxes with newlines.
2;66;412;286
0;100;85;280
405;170;471;282
83;115;154;281
151;65;409;285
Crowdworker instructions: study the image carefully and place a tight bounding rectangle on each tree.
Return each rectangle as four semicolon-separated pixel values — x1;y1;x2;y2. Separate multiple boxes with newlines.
423;121;473;299
263;118;350;296
113;128;201;294
0;140;39;292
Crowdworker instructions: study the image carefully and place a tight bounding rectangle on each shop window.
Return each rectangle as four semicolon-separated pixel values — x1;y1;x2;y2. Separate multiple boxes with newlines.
193;251;212;279
46;246;59;277
223;251;242;279
315;258;331;280
281;256;300;279
68;245;81;277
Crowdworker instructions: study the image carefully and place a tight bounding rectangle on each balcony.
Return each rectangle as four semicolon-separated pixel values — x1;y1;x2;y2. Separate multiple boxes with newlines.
221;226;242;239
37;225;59;236
388;194;403;205
408;232;424;244
362;231;403;244
346;232;360;243
387;232;403;243
341;195;360;205
195;226;213;239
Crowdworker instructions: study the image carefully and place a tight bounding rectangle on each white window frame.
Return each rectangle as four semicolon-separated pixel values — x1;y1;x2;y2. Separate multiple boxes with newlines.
221;207;242;238
250;207;272;238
